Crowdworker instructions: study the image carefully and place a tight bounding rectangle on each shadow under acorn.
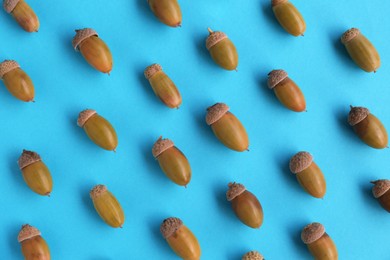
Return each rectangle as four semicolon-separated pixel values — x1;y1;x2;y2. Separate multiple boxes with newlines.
6;223;22;256
8;150;23;190
359;178;383;213
260;1;288;36
333;105;362;146
274;149;305;194
256;69;282;108
328;27;359;71
286;218;312;257
79;182;104;227
146;214;175;257
194;32;217;69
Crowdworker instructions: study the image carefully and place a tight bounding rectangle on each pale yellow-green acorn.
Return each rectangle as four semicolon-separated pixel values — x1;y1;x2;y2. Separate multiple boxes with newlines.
18;224;50;260
3;0;39;32
272;0;306;36
301;223;338;260
242;250;264;260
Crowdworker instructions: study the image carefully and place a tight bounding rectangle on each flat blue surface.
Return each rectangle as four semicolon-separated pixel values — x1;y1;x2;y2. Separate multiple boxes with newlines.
1;0;390;259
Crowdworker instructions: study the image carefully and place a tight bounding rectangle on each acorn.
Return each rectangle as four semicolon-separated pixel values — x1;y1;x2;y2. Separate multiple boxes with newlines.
152;137;191;186
206;28;238;71
242;250;264;260
0;60;35;102
147;0;182;27
267;69;306;112
18;224;50;260
90;185;125;228
348;106;388;149
371;179;390;212
3;0;39;32
144;64;182;108
72;28;113;74
77;109;118;151
226;182;263;228
206;103;249;152
160;217;201;259
290;152;326;198
271;0;306;36
18;150;53;196
341;28;380;72
301;222;338;260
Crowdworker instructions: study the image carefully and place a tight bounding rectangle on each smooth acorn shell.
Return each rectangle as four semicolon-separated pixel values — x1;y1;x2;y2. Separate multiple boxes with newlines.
157;146;191;186
22;161;52;196
148;71;182;108
273;77;306;112
209;38;238;71
296;162;326;198
353;114;388;149
272;1;306;36
166;225;201;259
148;0;182;27
78;36;113;73
307;233;338;260
378;191;390;212
2;68;35;102
21;236;50;260
11;0;39;32
83;114;118;151
91;189;125;228
231;190;264;228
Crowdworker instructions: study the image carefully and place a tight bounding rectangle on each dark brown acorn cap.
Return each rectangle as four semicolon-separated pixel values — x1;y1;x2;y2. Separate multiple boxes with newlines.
371;179;390;198
206;103;230;125
152;136;174;158
206;28;227;50
267;69;288;89
348;106;369;126
72;28;98;50
90;184;108;199
77;109;97;127
0;60;20;79
301;222;325;244
160;217;183;239
18;150;41;170
144;64;162;79
289;151;313;174
242;250;264;260
341;28;360;44
271;0;288;6
3;0;20;13
226;182;246;201
17;224;41;243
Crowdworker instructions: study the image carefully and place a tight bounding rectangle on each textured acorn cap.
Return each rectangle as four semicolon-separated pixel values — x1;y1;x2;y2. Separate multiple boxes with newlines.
341;28;360;44
3;0;20;13
77;109;97;127
206;103;230;125
242;250;264;260
206;28;228;50
0;60;20;79
348;106;370;126
226;182;246;201
152;136;174;158
17;224;41;243
271;0;288;6
371;179;390;198
90;184;108;199
267;69;288;89
18;150;41;170
301;222;325;244
144;64;162;79
289;151;313;174
160;217;183;239
72;28;98;50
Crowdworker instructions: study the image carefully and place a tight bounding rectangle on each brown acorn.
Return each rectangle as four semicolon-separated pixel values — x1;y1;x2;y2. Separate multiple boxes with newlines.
267;69;306;112
242;250;264;260
0;60;35;102
206;103;249;152
348;106;388;149
371;179;390;212
206;28;238;71
160;217;201;259
147;0;182;27
226;182;263;228
272;0;306;36
3;0;39;32
290;152;326;198
144;64;182;108
18;224;50;260
152;137;191;186
301;223;338;260
18;150;53;196
72;28;113;74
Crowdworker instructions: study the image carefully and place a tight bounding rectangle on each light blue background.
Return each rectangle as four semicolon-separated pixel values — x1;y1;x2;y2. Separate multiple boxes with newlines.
1;0;390;259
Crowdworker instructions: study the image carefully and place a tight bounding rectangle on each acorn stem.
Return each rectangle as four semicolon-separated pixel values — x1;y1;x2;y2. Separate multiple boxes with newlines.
208;28;213;34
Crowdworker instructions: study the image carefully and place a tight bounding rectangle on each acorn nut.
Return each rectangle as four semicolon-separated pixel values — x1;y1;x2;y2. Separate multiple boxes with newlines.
348;106;388;149
227;182;264;228
72;28;113;74
272;0;306;36
267;69;306;112
206;28;238;71
242;250;264;260
160;217;201;260
18;224;50;260
77;109;118;151
3;0;39;32
371;179;390;212
144;64;182;108
152;137;191;187
341;28;380;72
90;185;125;228
18;150;53;196
0;60;35;102
148;0;182;27
206;103;249;152
301;222;338;260
290;152;326;198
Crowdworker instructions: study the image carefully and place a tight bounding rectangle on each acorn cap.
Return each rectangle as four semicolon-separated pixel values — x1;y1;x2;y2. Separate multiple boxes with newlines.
18;150;41;170
144;64;162;79
72;28;98;50
341;28;360;44
267;69;288;89
90;184;108;199
77;109;97;127
242;250;264;260
3;0;20;13
206;103;230;125
160;217;183;239
289;151;313;174
348;106;369;126
206;28;227;50
0;60;20;79
152;136;174;158
17;224;41;243
226;182;246;201
271;0;288;6
371;179;390;198
301;222;325;244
